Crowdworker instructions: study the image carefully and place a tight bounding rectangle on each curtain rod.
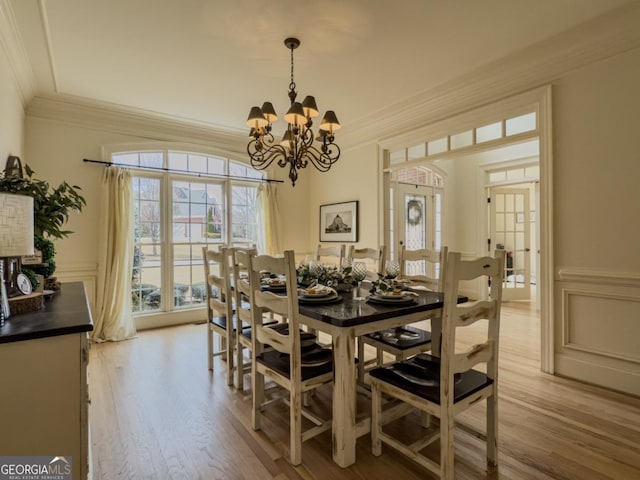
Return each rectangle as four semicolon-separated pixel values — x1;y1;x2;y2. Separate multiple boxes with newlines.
82;158;283;184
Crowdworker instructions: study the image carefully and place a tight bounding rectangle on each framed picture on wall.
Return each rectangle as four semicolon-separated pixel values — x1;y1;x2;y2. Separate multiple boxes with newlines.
319;201;358;242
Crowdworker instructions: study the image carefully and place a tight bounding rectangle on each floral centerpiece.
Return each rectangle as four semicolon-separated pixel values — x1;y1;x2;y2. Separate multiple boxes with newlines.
296;263;354;292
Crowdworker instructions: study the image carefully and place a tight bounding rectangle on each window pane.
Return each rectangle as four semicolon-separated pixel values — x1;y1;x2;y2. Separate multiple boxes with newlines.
476;122;502;143
407;144;426;161
525;165;539;178
173;244;203;309
489;171;506;183
506;168;525;180
140;152;163;168
113;153;139;166
450;130;473;150
169;152;188;171
427;137;447;155
208;156;225;175
389;150;405;165
229;161;263;180
506;112;536;136
133;244;162;312
231;185;259;244
189;154;208;174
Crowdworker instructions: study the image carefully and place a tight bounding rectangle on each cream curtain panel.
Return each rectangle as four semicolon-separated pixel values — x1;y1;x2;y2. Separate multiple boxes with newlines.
258;183;280;255
92;167;137;342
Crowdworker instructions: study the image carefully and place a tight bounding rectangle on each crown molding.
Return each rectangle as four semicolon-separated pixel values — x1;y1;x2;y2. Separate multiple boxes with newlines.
340;2;640;149
0;0;36;106
26;93;248;153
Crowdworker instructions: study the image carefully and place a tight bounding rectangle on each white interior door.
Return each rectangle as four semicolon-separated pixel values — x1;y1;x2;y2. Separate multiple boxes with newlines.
490;187;531;301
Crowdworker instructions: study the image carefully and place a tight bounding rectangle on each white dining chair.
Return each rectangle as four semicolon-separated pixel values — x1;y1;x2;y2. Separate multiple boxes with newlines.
248;250;334;465
315;244;346;267
202;246;236;385
369;250;505;479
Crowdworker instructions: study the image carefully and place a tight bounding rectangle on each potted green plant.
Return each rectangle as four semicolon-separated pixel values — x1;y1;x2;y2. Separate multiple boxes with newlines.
0;161;86;290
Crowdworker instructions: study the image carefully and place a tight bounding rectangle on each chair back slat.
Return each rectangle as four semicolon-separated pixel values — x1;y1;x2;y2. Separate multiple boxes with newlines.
254;290;289;317
455;301;497;328
399;245;447;291
453;340;493;374
454;256;503;281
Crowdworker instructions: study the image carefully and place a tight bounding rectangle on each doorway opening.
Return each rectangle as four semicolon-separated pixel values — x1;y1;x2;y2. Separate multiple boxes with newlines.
380;86;552;372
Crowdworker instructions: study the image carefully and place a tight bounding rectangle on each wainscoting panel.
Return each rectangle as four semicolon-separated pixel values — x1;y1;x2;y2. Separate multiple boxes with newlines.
55;263;98;316
555;267;640;396
563;289;640;363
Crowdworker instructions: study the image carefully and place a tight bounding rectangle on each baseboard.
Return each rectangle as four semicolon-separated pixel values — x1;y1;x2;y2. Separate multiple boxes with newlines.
554;353;640;397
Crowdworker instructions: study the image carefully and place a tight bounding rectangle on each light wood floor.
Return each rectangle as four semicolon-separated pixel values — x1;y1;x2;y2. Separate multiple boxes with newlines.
89;303;640;479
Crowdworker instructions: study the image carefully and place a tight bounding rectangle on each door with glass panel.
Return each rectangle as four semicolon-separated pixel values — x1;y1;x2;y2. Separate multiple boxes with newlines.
396;183;438;278
490;186;531;300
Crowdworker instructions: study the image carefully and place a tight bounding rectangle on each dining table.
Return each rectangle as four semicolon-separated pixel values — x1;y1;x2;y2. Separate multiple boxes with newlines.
298;289;466;468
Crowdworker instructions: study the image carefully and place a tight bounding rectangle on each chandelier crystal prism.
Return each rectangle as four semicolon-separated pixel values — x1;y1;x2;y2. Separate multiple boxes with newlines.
246;37;341;186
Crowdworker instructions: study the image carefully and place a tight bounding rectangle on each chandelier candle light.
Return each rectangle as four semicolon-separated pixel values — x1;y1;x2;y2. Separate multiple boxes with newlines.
246;38;341;186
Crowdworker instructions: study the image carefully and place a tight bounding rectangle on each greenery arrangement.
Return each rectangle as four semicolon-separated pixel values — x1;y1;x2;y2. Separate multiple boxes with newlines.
0;162;86;285
0;163;86;239
296;263;354;290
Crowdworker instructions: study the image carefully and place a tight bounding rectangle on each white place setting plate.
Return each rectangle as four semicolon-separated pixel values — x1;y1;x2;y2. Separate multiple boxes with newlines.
367;292;417;305
299;286;335;298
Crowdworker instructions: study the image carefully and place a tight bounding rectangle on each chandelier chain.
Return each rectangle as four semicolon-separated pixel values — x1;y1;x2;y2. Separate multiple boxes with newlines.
289;44;296;93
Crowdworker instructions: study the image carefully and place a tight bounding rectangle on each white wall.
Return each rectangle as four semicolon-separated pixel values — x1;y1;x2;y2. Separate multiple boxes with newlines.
306;142;381;255
0;44;24;160
552;47;640;395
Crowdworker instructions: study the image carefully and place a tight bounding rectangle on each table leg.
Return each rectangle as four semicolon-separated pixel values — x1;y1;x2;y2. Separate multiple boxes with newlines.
332;329;357;467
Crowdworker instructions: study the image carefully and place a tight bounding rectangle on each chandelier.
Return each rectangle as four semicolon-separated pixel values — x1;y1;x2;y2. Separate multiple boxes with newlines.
246;38;341;186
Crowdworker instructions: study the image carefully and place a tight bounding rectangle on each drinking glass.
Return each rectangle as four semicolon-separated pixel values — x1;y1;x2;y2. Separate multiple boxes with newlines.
352;262;367;301
308;260;323;285
385;260;400;279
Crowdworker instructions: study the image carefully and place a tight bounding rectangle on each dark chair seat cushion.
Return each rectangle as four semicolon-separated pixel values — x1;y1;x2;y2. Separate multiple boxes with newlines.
366;325;431;350
369;354;492;404
210;315;233;331
256;346;333;381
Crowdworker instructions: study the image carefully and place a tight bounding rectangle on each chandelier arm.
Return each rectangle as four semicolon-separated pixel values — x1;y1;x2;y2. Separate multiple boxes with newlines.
300;127;314;148
300;144;341;172
247;139;288;171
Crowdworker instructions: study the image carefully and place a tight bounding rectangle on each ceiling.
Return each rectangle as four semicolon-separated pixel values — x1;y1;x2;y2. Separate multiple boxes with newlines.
9;0;634;136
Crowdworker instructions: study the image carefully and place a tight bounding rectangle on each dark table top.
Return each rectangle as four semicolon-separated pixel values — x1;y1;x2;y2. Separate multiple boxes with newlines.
0;282;94;344
298;290;460;328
